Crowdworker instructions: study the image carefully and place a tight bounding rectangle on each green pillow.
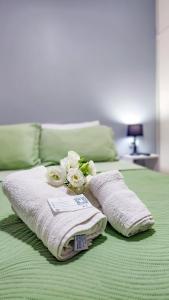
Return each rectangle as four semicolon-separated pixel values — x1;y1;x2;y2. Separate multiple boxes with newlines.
0;123;40;170
40;125;118;164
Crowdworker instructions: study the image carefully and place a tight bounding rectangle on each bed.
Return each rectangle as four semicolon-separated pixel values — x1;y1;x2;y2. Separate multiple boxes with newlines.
0;161;169;300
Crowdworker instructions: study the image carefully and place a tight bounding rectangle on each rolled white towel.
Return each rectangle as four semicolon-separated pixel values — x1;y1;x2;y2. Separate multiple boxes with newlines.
2;166;107;261
89;171;154;237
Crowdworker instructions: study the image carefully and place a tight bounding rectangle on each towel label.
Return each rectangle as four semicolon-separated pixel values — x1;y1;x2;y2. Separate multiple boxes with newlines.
48;194;92;213
74;235;88;251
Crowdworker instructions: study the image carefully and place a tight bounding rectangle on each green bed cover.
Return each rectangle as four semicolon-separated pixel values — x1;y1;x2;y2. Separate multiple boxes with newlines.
0;163;169;300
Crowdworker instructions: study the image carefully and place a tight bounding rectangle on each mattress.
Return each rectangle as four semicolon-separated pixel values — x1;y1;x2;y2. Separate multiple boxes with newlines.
0;164;169;299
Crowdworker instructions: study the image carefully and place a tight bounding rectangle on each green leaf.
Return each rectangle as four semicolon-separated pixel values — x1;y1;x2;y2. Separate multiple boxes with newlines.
79;156;87;168
80;162;90;176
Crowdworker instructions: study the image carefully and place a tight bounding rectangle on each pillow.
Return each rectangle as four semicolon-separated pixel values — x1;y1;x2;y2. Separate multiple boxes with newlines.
42;120;100;129
40;125;118;164
0;123;40;170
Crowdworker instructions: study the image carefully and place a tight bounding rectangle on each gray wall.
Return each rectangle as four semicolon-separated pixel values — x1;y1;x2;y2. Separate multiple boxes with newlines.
0;0;156;155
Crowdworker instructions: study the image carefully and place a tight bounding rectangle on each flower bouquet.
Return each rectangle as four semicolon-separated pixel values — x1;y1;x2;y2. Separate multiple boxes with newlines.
46;151;96;194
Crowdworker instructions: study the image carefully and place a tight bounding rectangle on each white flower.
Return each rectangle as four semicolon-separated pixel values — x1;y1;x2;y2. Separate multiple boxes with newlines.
60;157;69;170
86;175;92;184
67;168;85;188
68;151;80;162
88;160;97;176
47;166;66;187
60;151;80;170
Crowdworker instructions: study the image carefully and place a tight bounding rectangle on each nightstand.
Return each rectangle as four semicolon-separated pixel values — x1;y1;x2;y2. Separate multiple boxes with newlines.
122;154;159;170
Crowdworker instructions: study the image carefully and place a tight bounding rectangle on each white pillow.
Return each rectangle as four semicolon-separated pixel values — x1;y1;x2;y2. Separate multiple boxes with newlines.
42;121;100;129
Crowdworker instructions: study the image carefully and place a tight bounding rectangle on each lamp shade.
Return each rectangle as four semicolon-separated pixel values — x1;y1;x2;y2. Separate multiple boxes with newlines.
127;124;143;137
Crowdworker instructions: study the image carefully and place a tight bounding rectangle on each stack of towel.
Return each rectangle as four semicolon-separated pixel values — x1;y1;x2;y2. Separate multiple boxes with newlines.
3;167;155;261
88;170;154;237
2;167;107;261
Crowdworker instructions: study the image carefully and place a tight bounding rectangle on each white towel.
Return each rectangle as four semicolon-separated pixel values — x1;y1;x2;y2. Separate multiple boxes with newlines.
89;171;154;237
2;166;107;261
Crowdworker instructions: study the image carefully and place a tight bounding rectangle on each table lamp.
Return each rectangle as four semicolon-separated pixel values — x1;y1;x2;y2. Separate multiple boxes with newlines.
127;123;143;155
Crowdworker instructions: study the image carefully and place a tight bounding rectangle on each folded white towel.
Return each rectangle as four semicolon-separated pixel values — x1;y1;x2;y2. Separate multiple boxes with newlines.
89;171;154;237
3;166;107;261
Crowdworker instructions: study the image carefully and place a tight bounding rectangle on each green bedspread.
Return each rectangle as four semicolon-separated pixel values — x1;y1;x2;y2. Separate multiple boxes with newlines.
0;168;169;300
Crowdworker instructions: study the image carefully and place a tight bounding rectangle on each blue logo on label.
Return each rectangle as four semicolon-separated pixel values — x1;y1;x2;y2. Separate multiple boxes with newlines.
74;195;88;205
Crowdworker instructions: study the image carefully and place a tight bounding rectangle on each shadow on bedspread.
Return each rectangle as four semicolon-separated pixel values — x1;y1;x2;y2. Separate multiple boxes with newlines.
105;224;155;241
0;214;107;264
